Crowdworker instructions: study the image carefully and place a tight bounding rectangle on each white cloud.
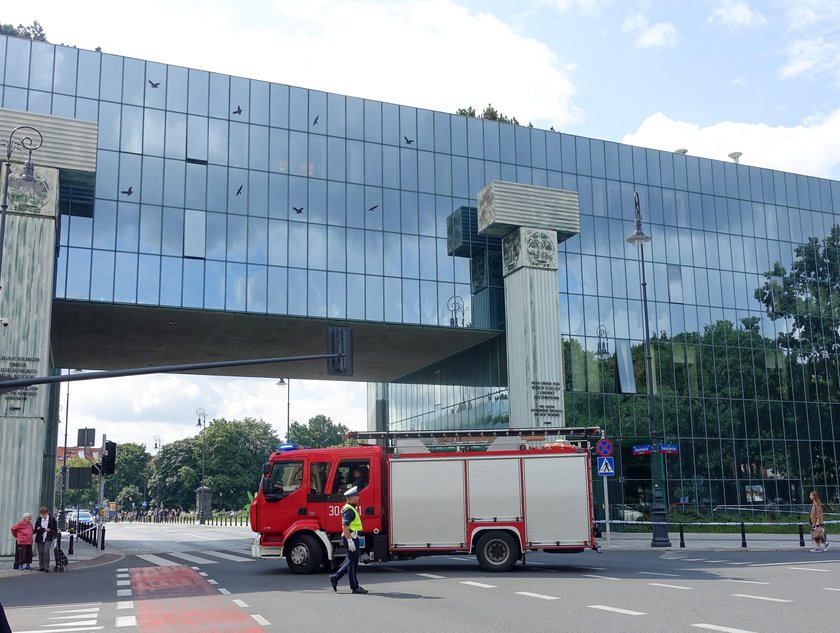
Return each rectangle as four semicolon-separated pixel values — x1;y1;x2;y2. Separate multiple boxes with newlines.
621;12;680;49
61;374;368;450
708;0;768;29
622;110;840;180
779;1;840;83
533;0;604;13
7;0;581;130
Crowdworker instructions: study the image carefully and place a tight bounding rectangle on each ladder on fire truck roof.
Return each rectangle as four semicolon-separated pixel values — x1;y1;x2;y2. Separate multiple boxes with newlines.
346;426;602;453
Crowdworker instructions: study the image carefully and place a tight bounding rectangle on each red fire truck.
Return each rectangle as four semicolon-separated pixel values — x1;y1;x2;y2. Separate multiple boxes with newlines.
250;427;600;573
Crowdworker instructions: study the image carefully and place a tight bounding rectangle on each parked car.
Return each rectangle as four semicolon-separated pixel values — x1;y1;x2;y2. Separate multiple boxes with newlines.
613;504;644;521
66;510;94;523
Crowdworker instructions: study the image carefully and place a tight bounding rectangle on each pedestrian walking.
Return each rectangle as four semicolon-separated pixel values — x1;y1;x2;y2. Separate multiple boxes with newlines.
34;506;58;571
329;486;368;594
809;490;830;552
10;512;34;570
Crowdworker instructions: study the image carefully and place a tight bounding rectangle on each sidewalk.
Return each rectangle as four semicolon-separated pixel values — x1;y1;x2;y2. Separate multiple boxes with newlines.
597;530;815;551
0;531;119;577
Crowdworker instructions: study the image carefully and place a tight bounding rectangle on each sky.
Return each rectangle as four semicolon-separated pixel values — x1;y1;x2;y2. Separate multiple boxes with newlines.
7;0;840;450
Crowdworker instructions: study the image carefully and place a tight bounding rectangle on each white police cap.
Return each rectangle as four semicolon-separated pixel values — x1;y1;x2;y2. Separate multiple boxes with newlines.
344;486;359;497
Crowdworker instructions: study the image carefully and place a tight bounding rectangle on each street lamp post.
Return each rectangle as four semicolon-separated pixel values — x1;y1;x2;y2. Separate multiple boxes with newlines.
277;379;291;442
58;373;71;531
626;192;671;548
196;408;207;524
0;125;44;291
153;435;162;450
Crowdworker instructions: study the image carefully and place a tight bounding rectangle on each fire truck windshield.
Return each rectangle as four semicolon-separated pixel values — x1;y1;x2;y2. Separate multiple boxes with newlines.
262;460;303;500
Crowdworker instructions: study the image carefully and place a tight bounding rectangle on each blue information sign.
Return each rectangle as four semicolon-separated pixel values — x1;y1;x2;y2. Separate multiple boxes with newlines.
597;456;615;476
659;443;679;454
596;438;613;457
633;444;652;455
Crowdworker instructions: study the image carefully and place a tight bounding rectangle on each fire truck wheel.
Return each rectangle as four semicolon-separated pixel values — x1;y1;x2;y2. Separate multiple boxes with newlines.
285;534;323;574
475;531;519;572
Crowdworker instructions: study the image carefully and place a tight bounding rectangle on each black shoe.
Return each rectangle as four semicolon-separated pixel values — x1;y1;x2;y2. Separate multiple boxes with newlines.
329;575;338;592
352;587;368;594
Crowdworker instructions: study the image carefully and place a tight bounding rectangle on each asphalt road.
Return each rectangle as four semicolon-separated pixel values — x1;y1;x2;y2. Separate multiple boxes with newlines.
2;523;837;633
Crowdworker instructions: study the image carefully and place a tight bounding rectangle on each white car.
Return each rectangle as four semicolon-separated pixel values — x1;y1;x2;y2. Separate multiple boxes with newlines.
66;510;95;523
613;504;644;521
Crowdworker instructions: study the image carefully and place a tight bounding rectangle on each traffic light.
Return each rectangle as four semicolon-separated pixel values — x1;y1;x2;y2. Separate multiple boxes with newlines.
102;440;117;475
326;326;353;376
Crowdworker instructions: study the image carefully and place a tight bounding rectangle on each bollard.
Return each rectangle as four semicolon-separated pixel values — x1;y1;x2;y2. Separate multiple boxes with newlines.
799;522;806;547
68;534;74;555
100;526;106;550
740;522;747;548
679;523;685;548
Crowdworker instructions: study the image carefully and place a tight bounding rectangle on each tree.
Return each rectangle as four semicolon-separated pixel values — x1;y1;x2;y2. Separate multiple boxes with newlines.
0;21;47;41
148;418;280;512
288;414;349;448
115;485;142;510
456;103;521;126
112;442;151;503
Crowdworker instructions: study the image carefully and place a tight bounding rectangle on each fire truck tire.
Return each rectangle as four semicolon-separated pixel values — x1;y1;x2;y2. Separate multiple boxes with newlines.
475;531;519;572
285;534;323;574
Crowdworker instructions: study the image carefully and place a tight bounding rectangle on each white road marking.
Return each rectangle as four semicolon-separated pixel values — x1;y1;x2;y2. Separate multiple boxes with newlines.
648;582;691;590
167;552;217;564
692;624;758;633
683;558;705;561
15;629;103;633
582;574;619;580
50;609;99;614
788;566;830;572
461;581;496;588
207;579;218;585
751;559;840;567
824;587;840;591
725;562;750;565
116;590;132;597
117;568;128;572
115;616;137;627
232;599;249;608
517;592;559;601
116;573;129;578
116;602;133;610
48;615;100;621
416;573;445;579
639;571;679;577
722;579;769;585
580;566;608;571
218;588;231;595
202;550;254;562
588;605;646;615
251;615;270;626
116;580;131;586
731;593;792;603
706;560;729;563
198;572;208;577
45;621;98;627
135;554;179;566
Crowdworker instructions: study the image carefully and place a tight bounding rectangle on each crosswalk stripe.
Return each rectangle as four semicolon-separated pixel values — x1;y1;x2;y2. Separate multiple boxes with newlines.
115;616;137;628
588;605;646;616
203;550;254;562
166;552;218;564
135;554;180;566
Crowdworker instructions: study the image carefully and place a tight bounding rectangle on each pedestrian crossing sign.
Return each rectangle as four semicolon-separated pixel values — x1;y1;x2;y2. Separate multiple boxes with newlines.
597;456;615;476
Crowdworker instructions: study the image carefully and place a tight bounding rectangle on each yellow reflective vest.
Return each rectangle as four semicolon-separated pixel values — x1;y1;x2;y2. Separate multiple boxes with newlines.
342;503;363;532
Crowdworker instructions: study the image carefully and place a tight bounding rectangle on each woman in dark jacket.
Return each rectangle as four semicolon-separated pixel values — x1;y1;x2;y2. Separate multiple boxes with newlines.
33;506;58;572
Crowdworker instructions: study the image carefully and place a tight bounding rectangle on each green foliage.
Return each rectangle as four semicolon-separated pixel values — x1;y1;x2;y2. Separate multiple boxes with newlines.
455;103;521;126
115;484;143;509
147;418;279;511
0;21;47;41
113;442;151;498
288;414;349;448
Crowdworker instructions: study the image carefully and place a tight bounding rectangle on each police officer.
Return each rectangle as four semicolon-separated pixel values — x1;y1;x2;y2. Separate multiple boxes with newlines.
329;486;368;594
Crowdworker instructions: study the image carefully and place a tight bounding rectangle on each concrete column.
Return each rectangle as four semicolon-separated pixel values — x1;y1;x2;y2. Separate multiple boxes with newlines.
477;181;580;430
0;164;58;555
501;227;564;427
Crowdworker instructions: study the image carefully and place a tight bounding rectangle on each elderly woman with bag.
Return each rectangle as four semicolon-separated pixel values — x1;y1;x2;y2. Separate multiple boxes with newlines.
10;512;34;570
809;491;830;552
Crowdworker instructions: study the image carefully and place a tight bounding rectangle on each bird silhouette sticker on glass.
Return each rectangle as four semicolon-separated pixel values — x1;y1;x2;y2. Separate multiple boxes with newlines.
236;185;243;196
293;206;304;214
403;136;414;145
147;80;160;88
312;115;319;125
121;186;133;196
232;105;242;115
368;204;379;212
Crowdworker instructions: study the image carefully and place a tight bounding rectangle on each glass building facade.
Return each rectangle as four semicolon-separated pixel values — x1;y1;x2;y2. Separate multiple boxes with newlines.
4;34;840;513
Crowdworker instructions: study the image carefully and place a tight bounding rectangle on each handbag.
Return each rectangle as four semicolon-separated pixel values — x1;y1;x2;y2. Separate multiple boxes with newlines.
812;524;826;540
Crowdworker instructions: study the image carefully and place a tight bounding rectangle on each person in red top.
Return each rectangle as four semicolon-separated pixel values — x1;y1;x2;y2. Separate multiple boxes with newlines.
10;512;34;570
